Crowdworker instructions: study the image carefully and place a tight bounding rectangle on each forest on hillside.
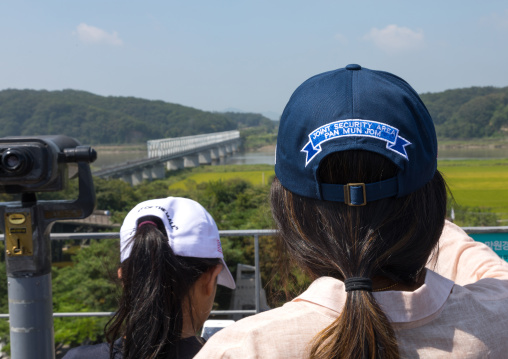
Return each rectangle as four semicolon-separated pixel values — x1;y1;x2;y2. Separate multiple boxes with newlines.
420;86;508;139
0;89;276;145
1;86;508;144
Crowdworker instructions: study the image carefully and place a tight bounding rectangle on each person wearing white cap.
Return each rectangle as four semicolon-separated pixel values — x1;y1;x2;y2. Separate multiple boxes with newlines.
64;197;235;359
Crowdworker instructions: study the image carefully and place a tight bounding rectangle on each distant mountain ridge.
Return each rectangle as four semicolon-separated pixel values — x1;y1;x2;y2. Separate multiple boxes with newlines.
0;89;274;145
1;86;507;144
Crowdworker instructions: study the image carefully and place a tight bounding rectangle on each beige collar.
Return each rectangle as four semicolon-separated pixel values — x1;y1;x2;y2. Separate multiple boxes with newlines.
294;270;454;323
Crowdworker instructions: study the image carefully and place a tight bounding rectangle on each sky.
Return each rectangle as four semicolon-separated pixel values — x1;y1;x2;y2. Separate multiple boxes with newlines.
1;1;508;120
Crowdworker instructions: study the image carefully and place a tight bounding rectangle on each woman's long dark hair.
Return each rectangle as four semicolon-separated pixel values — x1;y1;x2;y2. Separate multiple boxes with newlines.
105;215;220;359
270;150;447;359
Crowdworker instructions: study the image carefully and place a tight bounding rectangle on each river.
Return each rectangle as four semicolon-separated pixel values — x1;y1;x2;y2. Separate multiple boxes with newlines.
93;146;508;170
91;149;278;169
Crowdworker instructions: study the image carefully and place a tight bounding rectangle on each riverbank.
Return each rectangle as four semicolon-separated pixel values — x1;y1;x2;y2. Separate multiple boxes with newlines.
252;144;276;152
438;138;508;149
93;144;147;152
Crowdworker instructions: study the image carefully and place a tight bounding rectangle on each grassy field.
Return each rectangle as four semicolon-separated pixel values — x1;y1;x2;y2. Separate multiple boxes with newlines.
168;164;275;190
169;170;275;189
438;159;508;221
166;160;508;221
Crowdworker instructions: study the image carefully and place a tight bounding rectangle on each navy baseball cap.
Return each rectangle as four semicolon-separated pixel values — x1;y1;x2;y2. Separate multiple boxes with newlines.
275;64;437;206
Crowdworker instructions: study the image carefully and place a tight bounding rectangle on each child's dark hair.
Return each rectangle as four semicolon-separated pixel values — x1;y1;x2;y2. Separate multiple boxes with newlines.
105;215;221;359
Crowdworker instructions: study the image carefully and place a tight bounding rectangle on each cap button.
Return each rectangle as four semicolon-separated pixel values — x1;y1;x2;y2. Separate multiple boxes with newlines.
346;64;362;71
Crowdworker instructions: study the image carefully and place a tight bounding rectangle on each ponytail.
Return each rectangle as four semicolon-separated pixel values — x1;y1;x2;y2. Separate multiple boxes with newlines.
105;216;220;359
309;291;398;358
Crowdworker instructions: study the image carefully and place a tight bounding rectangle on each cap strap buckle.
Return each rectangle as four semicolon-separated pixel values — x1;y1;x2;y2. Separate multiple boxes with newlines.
344;183;367;206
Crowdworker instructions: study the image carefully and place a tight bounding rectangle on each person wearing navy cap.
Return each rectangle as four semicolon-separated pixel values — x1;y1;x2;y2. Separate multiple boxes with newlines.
195;65;508;359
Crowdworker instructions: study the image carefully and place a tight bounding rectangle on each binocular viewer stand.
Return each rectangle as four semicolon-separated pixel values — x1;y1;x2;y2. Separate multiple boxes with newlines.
1;160;96;359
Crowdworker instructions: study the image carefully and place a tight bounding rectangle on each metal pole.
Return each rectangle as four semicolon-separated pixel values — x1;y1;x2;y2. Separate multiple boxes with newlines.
4;205;55;359
254;234;261;313
8;274;55;358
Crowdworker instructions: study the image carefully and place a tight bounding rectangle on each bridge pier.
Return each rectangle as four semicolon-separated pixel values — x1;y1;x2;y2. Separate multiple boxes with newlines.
225;144;233;155
219;146;227;158
198;151;212;165
151;164;166;179
167;158;184;171
131;171;144;186
142;169;152;182
116;165;166;186
121;173;133;185
210;148;220;160
184;155;199;168
141;164;165;182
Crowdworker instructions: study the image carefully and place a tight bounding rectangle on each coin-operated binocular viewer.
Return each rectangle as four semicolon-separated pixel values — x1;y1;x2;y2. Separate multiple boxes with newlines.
0;135;97;359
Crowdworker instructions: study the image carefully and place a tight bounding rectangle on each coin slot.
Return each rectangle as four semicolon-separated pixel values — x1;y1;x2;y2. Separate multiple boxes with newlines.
8;213;26;225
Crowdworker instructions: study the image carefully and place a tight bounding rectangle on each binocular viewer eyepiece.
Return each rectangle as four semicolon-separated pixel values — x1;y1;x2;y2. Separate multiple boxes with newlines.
1;148;33;174
0;135;97;193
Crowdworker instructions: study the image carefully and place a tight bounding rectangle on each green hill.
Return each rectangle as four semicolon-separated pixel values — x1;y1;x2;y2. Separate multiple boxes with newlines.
0;89;274;145
420;86;508;139
1;86;507;144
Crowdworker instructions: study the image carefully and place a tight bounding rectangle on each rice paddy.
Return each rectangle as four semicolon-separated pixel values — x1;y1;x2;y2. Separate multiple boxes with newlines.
438;159;508;222
168;165;275;190
167;159;508;222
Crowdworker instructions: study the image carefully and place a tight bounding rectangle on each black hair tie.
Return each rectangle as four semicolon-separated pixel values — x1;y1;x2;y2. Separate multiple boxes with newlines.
344;277;373;292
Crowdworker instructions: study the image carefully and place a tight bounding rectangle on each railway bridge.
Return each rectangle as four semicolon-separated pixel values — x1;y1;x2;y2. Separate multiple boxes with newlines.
93;130;241;185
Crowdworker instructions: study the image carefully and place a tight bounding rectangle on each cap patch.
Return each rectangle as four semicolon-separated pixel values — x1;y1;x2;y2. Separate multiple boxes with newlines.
301;119;411;166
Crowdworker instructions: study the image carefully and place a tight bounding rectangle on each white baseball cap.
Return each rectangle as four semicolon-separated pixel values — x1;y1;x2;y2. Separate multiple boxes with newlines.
120;197;236;289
